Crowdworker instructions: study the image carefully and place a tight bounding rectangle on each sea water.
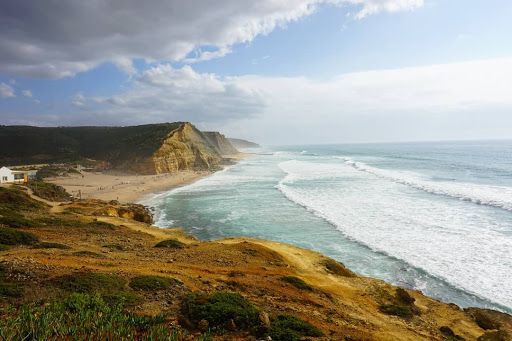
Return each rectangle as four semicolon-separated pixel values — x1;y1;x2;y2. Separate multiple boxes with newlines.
140;140;512;313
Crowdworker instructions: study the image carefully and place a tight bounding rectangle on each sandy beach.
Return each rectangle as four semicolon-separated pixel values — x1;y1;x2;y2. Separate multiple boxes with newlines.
48;154;251;204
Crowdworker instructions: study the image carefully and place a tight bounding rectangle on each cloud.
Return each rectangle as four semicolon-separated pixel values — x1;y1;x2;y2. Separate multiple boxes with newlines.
0;0;423;79
21;89;33;98
0;83;15;98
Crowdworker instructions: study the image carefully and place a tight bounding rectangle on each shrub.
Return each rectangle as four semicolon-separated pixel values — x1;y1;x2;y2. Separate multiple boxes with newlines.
36;217;86;227
129;275;173;291
0;266;22;297
181;292;259;331
26;182;70;202
51;272;126;295
0;215;41;228
269;314;324;341
103;244;125;251
278;276;312;291
73;251;106;258
155;239;186;249
33;242;71;250
379;304;413;318
0;245;9;251
87;221;116;230
395;288;415;305
0;293;198;340
0;227;39;246
323;259;354;277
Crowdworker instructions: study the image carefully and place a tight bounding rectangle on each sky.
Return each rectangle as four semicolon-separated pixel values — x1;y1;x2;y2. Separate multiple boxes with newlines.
1;0;511;145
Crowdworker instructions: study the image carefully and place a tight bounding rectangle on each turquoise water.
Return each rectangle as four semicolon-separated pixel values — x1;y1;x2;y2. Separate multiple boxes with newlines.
141;141;512;313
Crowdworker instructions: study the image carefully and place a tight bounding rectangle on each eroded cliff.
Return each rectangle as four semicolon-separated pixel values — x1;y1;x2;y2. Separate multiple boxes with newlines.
203;131;239;155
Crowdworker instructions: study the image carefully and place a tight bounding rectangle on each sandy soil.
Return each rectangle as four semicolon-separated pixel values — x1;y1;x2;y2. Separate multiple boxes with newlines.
48;154;252;204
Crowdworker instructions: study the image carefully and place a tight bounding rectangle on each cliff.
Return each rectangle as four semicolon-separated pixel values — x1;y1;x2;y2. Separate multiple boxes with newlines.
0;123;224;174
203;131;239;155
1;185;511;340
227;138;260;149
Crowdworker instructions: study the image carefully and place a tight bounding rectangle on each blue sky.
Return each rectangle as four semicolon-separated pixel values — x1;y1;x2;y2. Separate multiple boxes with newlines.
1;0;512;144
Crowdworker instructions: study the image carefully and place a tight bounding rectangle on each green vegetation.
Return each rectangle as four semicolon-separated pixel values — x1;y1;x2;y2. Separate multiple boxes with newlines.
72;251;106;258
0;227;39;246
0;245;9;251
87;221;116;229
0;215;41;228
35;216;85;227
155;239;186;249
379;304;413;318
0;123;184;166
0;187;48;212
181;292;259;331
0;293;205;341
25;182;70;201
323;258;354;277
278;276;312;291
103;244;125;251
0;264;22;298
50;272;139;306
269;314;324;341
129;276;174;291
33;242;71;250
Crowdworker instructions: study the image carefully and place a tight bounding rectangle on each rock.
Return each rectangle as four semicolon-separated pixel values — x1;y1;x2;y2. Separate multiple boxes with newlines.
466;308;512;331
440;326;465;341
177;315;195;330
258;311;271;330
477;330;511;341
225;318;236;331
197;319;209;332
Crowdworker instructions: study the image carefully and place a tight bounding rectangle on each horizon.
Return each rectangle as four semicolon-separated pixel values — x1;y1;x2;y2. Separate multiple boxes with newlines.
1;1;512;144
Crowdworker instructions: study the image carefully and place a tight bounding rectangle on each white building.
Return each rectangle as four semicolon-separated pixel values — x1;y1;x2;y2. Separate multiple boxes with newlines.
0;167;37;183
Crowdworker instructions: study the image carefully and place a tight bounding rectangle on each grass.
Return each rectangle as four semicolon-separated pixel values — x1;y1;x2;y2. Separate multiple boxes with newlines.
33;242;71;250
0;264;23;298
0;227;40;246
323;259;354;277
0;293;209;340
0;215;41;228
181;292;259;331
72;251;106;258
278;276;312;291
103;244;126;251
129;276;174;291
269;314;324;341
155;239;186;249
0;244;9;251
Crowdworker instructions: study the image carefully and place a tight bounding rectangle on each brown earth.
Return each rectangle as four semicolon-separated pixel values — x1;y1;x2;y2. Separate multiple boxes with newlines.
1;187;510;340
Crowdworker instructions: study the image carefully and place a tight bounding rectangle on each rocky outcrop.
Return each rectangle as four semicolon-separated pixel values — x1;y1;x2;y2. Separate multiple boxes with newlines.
227;138;260;149
202;132;239;155
130;123;222;174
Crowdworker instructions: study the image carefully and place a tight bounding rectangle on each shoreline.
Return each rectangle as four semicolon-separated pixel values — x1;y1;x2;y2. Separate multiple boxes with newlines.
47;153;252;204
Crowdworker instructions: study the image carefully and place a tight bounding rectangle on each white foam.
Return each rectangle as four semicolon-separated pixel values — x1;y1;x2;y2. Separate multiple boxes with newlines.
335;157;512;212
276;160;512;310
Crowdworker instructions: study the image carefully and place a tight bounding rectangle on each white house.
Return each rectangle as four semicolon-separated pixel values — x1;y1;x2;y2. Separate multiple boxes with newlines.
0;166;14;183
0;167;37;184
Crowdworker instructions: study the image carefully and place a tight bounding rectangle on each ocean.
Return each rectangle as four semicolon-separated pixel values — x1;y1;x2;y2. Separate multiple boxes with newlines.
140;140;512;313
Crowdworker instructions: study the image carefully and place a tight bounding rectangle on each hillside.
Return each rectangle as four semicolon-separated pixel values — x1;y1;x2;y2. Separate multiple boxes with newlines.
227;138;260;149
1;185;510;340
203;132;239;155
0;123;232;174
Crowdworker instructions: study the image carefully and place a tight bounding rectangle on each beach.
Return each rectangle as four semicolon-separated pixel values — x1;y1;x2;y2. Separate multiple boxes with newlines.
48;154;251;204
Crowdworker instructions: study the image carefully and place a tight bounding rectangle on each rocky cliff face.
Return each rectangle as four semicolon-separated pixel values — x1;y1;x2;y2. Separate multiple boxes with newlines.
202;131;239;155
130;123;222;174
227;138;260;149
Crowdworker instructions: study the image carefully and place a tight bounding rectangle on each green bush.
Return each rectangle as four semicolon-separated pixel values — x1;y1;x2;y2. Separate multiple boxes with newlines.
323;259;354;277
72;251;106;258
103;244;125;251
0;215;41;228
51;272;126;295
0;245;9;251
0;293;201;341
0;265;22;297
379;304;413;318
129;275;173;291
0;227;39;245
269;314;324;341
278;276;312;291
33;242;71;250
36;217;86;227
155;239;186;249
87;221;116;230
181;292;259;331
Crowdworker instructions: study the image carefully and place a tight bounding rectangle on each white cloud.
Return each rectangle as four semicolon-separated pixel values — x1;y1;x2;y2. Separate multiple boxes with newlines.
0;83;15;98
0;0;423;78
21;89;33;98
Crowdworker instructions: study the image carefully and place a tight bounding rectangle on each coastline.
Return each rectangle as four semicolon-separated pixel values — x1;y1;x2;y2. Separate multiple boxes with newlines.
47;153;252;204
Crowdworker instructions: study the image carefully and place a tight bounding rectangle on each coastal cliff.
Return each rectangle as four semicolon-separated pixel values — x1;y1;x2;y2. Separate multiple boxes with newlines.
227;138;260;149
1;185;510;340
0;122;227;175
203;131;239;155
